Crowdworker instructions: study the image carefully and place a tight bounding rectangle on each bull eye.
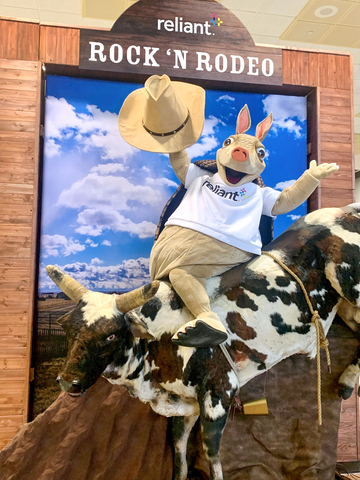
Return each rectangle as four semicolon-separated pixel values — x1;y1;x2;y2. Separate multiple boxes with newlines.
106;334;116;342
223;137;234;147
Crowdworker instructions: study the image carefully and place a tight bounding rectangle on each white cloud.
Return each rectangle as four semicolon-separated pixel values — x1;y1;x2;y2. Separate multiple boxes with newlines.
263;95;306;122
45;97;138;161
41;234;86;258
57;171;166;238
186;115;222;160
202;115;224;137
91;257;104;265
45;96;81;139
262;95;306;138
102;240;112;246
287;214;301;221
187;135;219;160
145;177;178;188
85;238;98;247
90;163;128;175
274;180;296;190
76;207;156;238
39;258;151;292
58;173;162;212
141;166;151;174
44;138;61;158
80;105;137;160
216;95;235;102
272;119;302;138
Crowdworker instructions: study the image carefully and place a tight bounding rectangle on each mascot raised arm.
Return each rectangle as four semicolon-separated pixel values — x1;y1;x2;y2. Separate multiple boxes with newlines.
118;74;339;348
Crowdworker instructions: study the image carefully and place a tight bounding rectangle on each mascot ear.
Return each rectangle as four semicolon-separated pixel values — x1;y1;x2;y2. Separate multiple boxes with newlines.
236;105;251;134
255;113;273;141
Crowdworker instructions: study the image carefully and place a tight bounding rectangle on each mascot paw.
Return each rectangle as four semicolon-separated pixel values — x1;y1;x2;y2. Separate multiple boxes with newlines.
309;159;339;180
338;383;354;400
172;319;228;348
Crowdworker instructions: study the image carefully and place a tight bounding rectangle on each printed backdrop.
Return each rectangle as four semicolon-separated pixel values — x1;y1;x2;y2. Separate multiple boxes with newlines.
38;75;307;294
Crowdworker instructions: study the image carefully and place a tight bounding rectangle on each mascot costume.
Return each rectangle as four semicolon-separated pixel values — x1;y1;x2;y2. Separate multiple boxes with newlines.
118;74;339;348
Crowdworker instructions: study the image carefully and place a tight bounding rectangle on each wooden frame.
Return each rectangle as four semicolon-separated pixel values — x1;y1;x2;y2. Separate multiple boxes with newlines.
0;16;355;454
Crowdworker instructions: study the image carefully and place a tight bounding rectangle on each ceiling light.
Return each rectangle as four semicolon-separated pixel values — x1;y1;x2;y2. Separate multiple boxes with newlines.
314;5;338;18
308;30;314;35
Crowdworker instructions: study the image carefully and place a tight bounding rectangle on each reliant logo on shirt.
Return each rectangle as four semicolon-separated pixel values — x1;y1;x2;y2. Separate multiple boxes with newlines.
203;180;247;201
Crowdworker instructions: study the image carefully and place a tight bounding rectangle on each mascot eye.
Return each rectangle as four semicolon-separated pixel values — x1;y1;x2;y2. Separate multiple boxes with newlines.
106;334;116;342
223;137;234;147
257;147;266;159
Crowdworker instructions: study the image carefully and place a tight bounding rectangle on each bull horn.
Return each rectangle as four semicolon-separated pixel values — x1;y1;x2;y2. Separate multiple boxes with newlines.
46;265;88;304
116;281;160;313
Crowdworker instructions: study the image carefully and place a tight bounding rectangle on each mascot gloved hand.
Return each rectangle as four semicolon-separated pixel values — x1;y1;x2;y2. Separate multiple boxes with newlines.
119;75;339;348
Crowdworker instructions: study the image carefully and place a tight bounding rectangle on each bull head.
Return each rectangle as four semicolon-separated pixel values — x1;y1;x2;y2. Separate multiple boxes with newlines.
46;266;159;396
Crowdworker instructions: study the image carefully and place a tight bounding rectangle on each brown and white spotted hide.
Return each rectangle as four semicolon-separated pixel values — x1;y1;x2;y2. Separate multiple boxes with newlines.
213;204;360;392
52;204;360;480
55;285;234;480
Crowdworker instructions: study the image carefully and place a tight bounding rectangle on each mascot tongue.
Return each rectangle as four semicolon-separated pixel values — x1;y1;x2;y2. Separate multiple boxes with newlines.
225;167;247;185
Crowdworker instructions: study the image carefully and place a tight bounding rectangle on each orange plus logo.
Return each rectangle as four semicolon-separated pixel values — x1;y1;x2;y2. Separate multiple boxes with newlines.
210;12;223;27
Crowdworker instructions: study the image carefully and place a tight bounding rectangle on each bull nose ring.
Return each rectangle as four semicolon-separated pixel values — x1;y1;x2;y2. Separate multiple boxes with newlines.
231;147;249;162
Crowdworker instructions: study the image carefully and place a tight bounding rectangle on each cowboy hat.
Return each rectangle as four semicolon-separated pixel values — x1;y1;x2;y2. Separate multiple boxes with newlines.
118;74;205;153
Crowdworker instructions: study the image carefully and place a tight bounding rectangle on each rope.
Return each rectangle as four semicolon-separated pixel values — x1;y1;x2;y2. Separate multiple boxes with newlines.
220;343;242;385
262;251;331;431
219;343;243;419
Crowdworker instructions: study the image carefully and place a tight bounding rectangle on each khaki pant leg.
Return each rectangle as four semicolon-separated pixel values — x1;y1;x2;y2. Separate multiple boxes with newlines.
150;226;253;320
169;267;210;318
150;225;253;281
149;226;198;281
168;250;252;320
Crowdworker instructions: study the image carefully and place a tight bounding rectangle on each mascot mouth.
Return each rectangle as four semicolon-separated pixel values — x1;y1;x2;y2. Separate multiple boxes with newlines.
225;168;247;185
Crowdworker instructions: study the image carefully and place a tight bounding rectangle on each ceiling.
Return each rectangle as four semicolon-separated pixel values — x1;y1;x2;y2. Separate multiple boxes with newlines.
282;0;360;48
0;0;359;162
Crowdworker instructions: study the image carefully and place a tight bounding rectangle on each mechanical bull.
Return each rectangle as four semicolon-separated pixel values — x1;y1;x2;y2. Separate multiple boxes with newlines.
48;204;360;480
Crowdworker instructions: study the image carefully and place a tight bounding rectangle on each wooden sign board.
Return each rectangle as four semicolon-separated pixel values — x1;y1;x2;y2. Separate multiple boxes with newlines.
79;0;282;86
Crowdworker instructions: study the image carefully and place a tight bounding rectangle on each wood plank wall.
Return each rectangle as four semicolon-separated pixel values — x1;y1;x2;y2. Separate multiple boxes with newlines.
0;56;41;448
39;26;79;65
283;49;354;209
337;388;359;462
0;19;39;61
0;18;355;454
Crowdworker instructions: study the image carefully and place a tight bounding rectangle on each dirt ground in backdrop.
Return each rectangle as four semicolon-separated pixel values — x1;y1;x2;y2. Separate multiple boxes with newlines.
31;357;65;419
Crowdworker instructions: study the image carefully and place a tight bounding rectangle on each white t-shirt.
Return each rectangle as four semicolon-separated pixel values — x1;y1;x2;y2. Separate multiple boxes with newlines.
166;164;281;255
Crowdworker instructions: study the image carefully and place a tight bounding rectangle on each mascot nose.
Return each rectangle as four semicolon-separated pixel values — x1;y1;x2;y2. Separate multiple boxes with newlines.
231;147;249;162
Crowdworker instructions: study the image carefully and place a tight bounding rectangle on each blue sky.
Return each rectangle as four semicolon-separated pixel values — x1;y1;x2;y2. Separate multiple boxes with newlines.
39;75;307;292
